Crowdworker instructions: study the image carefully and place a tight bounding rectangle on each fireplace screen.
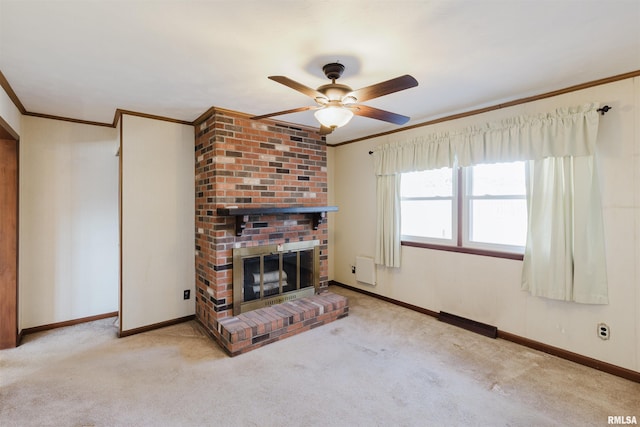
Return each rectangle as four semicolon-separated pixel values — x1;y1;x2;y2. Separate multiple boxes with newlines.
233;240;319;314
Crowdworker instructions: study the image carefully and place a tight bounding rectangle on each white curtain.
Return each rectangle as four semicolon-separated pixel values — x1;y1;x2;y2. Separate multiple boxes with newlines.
371;102;608;304
372;104;600;174
521;156;608;303
454;104;599;166
372;134;454;268
374;174;401;268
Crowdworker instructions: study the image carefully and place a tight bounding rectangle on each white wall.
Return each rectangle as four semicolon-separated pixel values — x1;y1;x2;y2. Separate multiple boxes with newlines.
331;77;639;372
0;84;21;137
120;114;195;332
19;116;119;329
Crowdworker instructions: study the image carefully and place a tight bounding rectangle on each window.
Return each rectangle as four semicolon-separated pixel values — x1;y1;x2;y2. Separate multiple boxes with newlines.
401;167;457;245
401;161;527;256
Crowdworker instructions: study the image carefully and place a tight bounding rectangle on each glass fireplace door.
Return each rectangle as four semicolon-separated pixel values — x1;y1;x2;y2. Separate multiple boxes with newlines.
233;240;319;314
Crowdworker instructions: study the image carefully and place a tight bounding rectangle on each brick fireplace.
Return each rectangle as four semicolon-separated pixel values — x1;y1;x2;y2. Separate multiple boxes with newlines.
194;108;347;355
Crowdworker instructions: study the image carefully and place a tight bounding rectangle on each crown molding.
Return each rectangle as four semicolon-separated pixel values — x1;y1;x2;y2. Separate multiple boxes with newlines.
114;109;192;127
24;111;113;128
192;106;322;135
0;70;26;114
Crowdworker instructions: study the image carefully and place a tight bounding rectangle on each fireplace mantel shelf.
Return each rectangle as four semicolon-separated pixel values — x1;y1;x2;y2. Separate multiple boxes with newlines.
217;206;339;235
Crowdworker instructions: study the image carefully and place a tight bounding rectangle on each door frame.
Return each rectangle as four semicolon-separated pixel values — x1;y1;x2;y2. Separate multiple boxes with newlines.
0;117;19;349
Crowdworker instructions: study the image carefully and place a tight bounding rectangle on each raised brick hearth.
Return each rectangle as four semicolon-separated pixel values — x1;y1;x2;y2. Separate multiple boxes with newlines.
217;291;348;356
194;108;346;355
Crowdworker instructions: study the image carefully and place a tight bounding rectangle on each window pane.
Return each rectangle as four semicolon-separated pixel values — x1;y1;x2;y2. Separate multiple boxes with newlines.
401;168;453;198
470;199;527;246
401;200;452;239
470;162;526;196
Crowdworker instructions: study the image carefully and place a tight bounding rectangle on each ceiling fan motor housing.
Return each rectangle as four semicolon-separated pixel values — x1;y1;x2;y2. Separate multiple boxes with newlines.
317;83;353;102
322;63;345;80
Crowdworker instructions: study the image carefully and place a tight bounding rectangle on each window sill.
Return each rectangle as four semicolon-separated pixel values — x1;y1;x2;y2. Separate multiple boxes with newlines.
401;241;524;261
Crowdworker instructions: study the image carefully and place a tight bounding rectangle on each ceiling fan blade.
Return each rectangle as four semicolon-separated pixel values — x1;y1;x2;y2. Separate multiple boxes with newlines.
350;105;411;125
348;75;418;102
251;106;315;121
319;125;334;135
268;76;326;100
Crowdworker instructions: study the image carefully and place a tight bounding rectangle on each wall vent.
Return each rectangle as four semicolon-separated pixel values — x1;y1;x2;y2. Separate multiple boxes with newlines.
355;256;376;286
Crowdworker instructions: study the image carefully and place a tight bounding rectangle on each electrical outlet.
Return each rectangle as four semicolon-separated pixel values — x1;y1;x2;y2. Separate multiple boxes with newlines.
351;266;356;274
183;289;191;300
597;323;610;340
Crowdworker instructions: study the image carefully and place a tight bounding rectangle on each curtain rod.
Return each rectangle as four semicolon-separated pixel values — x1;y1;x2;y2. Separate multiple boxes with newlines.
368;105;612;155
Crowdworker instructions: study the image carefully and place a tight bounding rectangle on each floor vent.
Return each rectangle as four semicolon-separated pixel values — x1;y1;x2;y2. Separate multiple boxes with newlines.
438;311;498;339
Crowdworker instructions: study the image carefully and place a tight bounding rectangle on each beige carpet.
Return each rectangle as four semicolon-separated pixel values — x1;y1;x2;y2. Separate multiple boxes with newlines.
1;286;638;426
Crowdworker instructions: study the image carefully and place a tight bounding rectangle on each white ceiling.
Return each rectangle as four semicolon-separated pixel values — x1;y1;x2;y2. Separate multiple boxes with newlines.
1;0;639;144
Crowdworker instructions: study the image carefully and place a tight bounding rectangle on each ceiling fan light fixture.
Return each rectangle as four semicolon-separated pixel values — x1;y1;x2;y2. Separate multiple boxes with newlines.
314;105;354;129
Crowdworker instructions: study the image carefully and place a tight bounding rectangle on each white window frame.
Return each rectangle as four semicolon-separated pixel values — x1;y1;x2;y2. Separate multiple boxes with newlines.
401;162;526;259
400;167;458;247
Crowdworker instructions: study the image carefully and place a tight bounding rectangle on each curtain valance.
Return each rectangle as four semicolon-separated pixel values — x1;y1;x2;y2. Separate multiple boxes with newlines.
372;102;600;174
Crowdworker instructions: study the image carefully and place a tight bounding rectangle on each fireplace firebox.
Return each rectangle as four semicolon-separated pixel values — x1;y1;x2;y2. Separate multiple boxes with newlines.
233;240;320;315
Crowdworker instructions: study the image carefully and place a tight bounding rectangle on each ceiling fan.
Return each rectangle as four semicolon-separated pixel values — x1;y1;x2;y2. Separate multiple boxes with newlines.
251;63;419;135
